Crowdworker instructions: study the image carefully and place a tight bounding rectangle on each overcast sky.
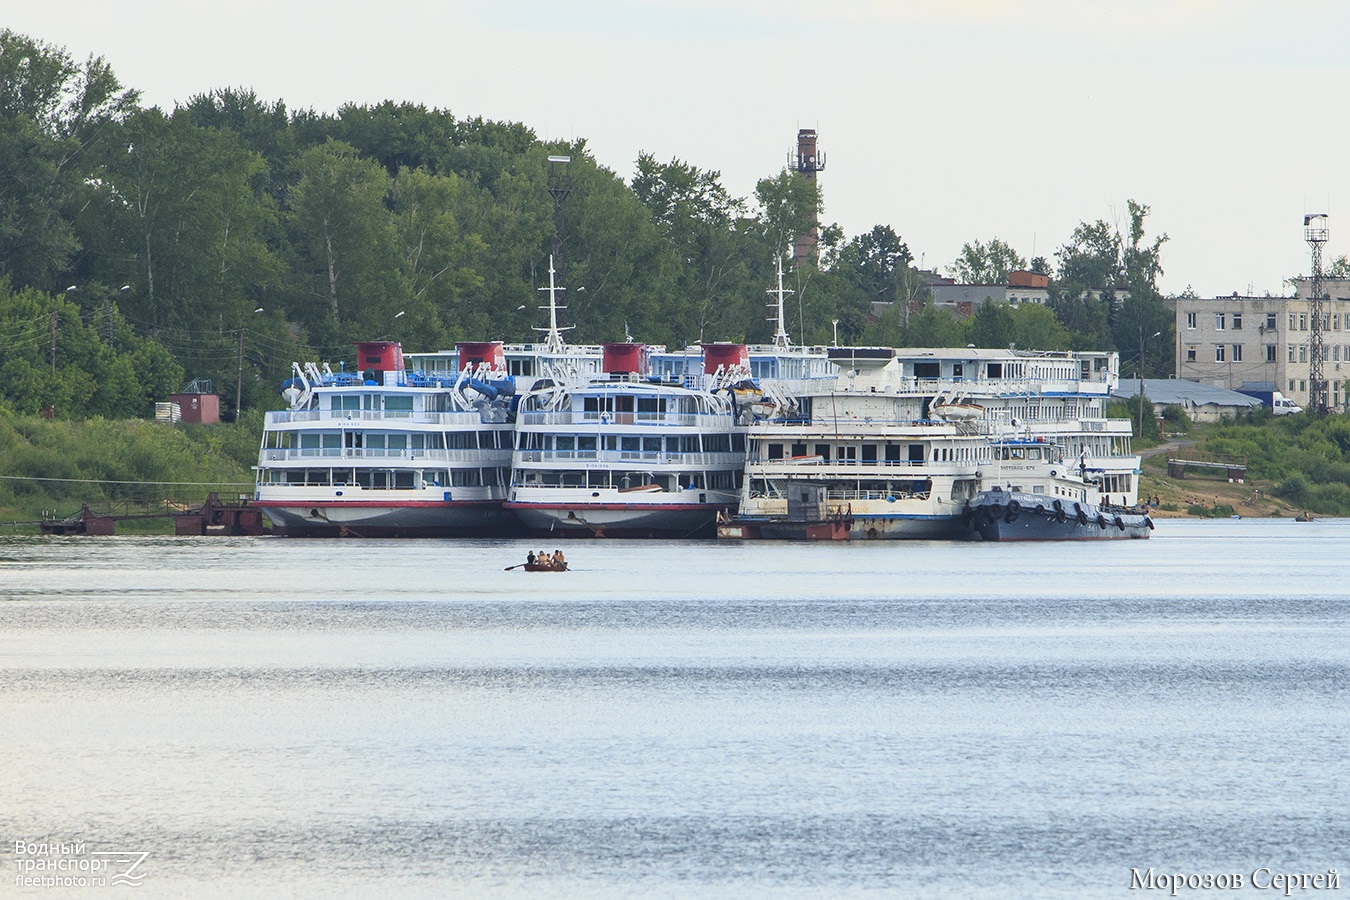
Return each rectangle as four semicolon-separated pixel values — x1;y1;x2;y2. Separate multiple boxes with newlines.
9;0;1349;297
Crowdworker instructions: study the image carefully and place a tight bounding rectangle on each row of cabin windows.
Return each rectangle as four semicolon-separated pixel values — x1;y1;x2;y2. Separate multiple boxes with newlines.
517;433;744;453
260;467;508;488
514;470;740;490
762;442;987;464
330;394;417;412
267;430;509;450
749;478;934;498
581;396;673;414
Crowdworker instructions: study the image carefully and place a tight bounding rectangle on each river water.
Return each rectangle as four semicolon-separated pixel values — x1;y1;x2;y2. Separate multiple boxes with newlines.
2;519;1348;898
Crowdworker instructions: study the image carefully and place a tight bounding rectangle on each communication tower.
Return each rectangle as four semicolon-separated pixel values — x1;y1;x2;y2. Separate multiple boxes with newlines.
1305;213;1329;416
547;155;573;276
789;129;825;266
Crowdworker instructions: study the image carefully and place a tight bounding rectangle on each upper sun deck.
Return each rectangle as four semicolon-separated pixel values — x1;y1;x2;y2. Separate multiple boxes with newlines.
820;346;1119;398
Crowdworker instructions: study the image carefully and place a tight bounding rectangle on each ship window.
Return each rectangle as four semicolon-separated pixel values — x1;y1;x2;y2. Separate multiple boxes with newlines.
987;363;1003;378
384;396;413;413
704;434;731;453
300;433;321;449
451;469;482;487
621;436;640;452
908;444;925;462
445;432;474;449
814;444;831;462
555;435;575;452
885;444;901;463
861;444;877;463
914;362;940;379
791;443;808;457
334;395;361;411
387;434;407;450
732;434;745;452
767;443;784;460
393;471;415;489
637;397;662;414
578;435;597;452
643;437;662;452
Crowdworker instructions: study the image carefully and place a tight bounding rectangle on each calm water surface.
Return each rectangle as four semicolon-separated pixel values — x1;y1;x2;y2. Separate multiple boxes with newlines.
2;519;1348;898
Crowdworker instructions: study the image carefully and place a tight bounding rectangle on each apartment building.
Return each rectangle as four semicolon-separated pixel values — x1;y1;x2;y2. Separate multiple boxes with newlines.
1174;277;1350;411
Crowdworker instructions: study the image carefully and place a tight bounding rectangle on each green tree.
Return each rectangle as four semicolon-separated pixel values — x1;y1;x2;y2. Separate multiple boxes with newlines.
968;300;1017;348
0;30;139;291
286;140;408;343
950;238;1026;284
1010;303;1071;351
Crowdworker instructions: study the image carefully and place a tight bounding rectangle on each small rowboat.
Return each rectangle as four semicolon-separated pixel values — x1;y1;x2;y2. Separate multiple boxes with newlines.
524;562;569;572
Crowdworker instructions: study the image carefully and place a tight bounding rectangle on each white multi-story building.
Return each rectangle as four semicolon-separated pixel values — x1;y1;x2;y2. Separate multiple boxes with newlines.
1174;277;1350;411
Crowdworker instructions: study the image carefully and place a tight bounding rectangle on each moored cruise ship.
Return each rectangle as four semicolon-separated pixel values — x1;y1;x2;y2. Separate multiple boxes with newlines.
726;346;1140;540
253;341;520;537
505;342;755;538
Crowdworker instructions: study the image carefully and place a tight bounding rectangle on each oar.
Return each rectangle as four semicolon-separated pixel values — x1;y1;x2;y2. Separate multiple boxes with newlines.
504;563;527;570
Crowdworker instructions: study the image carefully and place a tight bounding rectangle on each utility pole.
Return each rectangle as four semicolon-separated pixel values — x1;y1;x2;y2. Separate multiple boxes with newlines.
235;327;245;420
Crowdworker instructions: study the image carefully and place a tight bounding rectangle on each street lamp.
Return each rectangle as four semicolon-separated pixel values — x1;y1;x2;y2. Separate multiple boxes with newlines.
832;318;839;345
1138;329;1161;437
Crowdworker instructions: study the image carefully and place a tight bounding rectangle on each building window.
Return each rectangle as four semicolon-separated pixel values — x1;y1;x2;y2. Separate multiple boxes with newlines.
1215;313;1226;330
1300;345;1308;362
1185;312;1197;330
1335;345;1341;362
1266;344;1277;362
1232;344;1243;362
1290;313;1298;330
1267;313;1278;330
1300;313;1308;331
1335;314;1342;330
1214;345;1226;362
1301;380;1307;392
1289;344;1298;363
1290;379;1296;392
1232;313;1243;330
1186;346;1197;362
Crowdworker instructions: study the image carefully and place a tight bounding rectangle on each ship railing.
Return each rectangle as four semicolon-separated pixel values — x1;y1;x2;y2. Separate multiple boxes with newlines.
259;448;508;463
266;409;482;426
745;457;935;468
891;377;1110;397
825;488;931;502
514;450;744;466
517;411;728;427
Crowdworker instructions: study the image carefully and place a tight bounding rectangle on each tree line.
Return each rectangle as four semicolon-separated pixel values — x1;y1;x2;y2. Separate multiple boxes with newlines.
0;29;1176;421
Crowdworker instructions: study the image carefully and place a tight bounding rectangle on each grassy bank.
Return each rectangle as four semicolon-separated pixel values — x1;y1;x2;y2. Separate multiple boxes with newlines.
0;413;261;531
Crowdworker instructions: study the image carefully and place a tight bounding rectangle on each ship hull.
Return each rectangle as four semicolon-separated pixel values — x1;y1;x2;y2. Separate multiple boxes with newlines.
505;499;735;538
966;493;1153;541
254;498;518;537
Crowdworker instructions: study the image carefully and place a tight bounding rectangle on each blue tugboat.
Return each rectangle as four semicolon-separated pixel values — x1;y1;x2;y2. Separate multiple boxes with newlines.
966;437;1153;541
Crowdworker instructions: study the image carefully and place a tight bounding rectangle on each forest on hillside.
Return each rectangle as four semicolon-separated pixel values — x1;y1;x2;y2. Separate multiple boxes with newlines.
0;29;1176;421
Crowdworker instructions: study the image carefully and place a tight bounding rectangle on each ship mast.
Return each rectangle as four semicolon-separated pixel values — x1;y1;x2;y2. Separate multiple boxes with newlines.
534;254;573;354
767;257;794;351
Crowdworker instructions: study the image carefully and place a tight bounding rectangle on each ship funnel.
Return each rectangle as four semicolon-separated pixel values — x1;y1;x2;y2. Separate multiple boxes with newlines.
701;343;749;375
602;343;647;376
456;341;506;371
354;341;404;384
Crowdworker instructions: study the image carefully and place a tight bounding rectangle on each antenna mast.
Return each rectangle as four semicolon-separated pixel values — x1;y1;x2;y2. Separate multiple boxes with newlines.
767;257;794;350
1305;213;1329;416
535;255;573;353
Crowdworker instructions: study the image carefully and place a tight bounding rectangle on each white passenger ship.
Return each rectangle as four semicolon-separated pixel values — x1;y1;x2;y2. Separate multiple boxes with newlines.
726;346;1140;540
253;340;521;537
505;342;755;537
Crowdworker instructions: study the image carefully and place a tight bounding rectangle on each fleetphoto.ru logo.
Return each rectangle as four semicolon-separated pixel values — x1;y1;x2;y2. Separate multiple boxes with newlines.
13;840;150;889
